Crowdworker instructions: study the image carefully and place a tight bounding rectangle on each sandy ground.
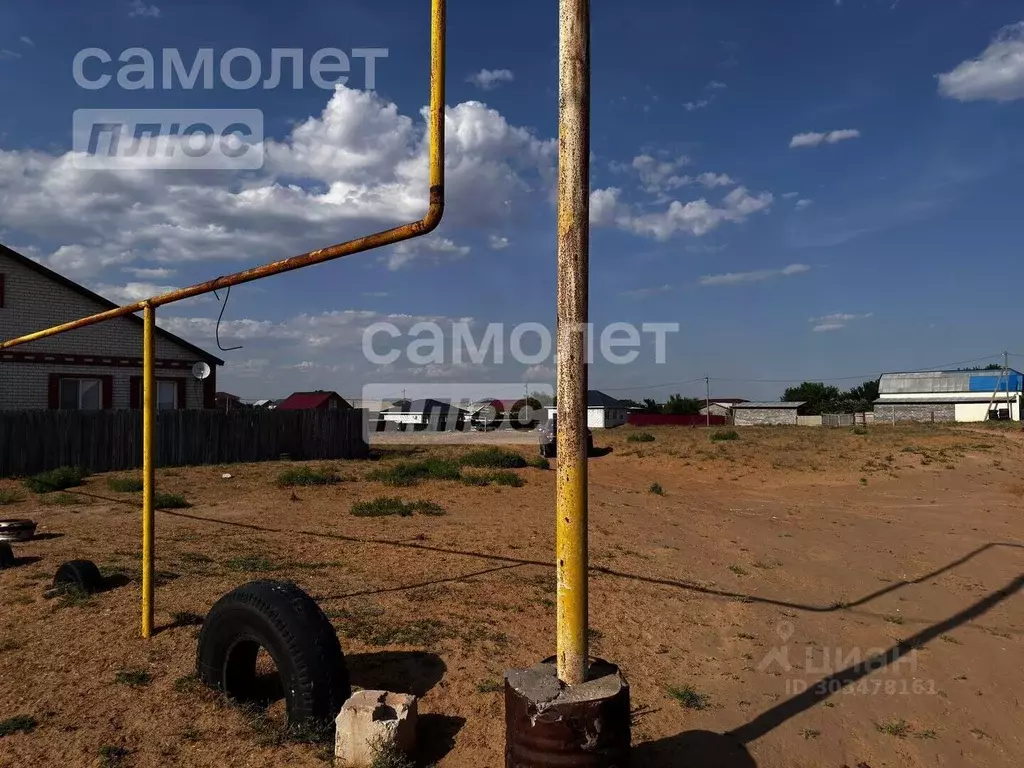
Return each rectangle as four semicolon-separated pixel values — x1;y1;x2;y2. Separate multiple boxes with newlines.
0;423;1021;767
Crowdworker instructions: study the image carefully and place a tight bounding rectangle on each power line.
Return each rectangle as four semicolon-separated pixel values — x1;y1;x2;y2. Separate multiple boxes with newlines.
602;377;704;392
602;353;1006;392
716;353;1005;383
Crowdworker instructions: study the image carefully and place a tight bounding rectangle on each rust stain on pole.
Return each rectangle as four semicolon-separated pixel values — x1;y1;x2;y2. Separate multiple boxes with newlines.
555;0;591;687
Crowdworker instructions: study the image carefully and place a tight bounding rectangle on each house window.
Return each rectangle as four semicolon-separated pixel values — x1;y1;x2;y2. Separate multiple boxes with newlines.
157;380;178;410
132;378;181;409
329;399;338;410
60;378;102;410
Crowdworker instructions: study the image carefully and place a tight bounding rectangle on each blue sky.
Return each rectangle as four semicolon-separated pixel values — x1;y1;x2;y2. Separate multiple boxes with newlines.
1;0;1023;401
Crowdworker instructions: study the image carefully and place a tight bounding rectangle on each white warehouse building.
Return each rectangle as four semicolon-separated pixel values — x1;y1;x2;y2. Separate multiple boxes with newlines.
873;369;1022;423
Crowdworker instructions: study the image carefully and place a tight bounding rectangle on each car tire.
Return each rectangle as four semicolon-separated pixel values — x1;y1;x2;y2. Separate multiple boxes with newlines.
196;580;350;728
53;559;104;594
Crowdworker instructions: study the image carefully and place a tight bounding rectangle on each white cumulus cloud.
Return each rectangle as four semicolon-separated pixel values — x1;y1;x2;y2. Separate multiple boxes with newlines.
810;312;873;332
127;0;161;18
91;281;180;305
466;68;514;90
697;172;734;188
789;129;861;148
699;263;809;286
385;236;471;271
592;186;773;241
938;21;1024;102
0;85;554;279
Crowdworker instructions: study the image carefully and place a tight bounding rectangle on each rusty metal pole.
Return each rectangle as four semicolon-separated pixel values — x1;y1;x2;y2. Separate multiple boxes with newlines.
507;5;630;760
555;0;591;687
141;303;156;638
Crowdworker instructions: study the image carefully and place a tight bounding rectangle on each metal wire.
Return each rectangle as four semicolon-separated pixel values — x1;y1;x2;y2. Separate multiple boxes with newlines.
212;285;243;353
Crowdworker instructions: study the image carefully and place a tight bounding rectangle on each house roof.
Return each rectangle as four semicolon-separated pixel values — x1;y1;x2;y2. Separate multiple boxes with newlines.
587;390;626;408
879;369;1023;395
732;401;806;409
215;391;240;400
710;398;748;405
276;390;350;410
0;243;223;365
382;398;470;415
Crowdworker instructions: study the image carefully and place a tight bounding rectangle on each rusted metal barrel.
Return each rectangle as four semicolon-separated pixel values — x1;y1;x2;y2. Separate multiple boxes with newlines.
505;658;631;767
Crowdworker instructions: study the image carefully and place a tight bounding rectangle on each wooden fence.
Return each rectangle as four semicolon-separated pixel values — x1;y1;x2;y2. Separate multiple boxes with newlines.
0;409;369;477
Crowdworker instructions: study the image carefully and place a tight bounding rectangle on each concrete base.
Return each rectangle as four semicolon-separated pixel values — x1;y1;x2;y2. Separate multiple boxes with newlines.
505;658;631;767
335;690;418;768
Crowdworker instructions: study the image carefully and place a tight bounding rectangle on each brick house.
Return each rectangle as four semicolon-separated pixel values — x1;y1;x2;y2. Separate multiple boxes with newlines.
0;244;223;411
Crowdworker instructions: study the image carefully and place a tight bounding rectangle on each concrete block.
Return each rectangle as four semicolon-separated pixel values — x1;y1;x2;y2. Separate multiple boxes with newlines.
335;690;418;767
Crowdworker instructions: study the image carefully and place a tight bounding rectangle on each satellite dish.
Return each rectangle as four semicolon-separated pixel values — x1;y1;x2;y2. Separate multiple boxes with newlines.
192;362;211;381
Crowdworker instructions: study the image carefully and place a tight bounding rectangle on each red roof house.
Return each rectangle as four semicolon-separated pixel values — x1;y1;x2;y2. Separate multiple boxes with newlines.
275;390;352;411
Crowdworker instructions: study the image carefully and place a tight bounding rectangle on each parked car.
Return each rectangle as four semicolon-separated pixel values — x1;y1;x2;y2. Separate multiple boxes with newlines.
538;415;594;458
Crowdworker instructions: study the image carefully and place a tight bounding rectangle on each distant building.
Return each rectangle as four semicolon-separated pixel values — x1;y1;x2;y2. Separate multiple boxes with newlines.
349;398;393;412
379;398;469;431
873;369;1022;423
215;391;243;410
276;390;352;411
700;398;749;418
731;401;808;426
469;398;547;430
552;390;628;429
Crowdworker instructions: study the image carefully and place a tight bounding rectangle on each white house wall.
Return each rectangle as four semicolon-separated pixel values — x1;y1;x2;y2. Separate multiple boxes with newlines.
953;400;1019;422
553;406;627;429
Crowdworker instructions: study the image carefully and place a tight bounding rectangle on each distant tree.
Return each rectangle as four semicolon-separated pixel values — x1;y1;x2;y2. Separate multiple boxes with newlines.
642;398;663;414
846;379;880;404
782;382;842;415
619;399;643;410
529;391;554;406
663;394;703;415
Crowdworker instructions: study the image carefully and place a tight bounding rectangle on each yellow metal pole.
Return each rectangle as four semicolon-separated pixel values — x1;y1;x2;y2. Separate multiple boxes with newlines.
429;0;446;198
555;0;590;686
141;304;156;639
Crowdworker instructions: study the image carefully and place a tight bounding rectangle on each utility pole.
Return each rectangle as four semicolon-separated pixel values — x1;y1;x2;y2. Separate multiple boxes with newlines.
705;376;710;427
984;352;1010;421
1006;351;1013;419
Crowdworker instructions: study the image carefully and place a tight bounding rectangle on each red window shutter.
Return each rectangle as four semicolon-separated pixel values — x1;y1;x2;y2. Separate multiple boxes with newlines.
100;375;114;409
129;376;141;409
177;378;187;409
48;373;60;409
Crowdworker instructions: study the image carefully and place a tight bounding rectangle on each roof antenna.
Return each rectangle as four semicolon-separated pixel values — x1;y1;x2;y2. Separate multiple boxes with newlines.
212;283;243;352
